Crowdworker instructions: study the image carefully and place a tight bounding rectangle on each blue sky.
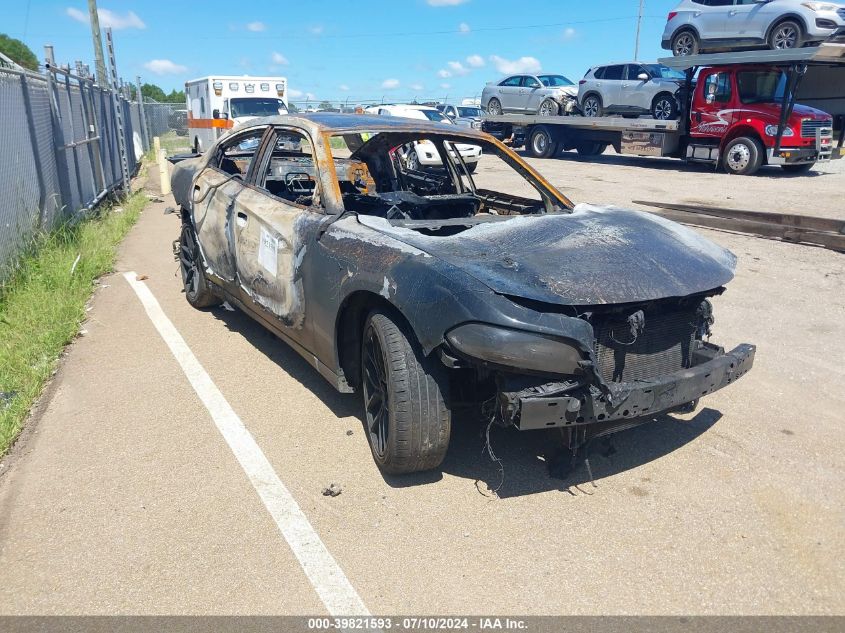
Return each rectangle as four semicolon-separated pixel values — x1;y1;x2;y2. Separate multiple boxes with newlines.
5;0;680;104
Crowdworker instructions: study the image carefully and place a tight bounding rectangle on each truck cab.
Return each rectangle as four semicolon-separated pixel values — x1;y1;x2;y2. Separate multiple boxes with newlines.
686;64;834;174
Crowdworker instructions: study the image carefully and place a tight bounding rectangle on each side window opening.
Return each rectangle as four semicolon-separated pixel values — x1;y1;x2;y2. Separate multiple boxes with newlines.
214;128;265;177
703;72;732;104
257;129;323;209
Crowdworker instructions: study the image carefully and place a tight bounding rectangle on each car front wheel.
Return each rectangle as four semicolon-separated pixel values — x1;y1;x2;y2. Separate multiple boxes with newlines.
179;223;221;309
361;310;451;474
722;136;764;176
538;98;559;116
769;20;803;50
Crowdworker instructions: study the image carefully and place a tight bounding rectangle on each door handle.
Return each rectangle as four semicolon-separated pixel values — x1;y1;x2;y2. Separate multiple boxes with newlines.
729;10;737;15
236;211;248;227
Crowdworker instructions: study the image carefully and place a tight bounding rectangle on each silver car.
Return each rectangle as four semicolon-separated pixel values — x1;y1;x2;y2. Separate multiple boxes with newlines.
578;63;685;120
663;0;845;56
437;104;484;129
481;74;579;116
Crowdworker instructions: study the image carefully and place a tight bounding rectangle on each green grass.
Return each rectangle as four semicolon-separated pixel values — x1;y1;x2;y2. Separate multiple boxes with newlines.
0;190;148;455
156;130;192;155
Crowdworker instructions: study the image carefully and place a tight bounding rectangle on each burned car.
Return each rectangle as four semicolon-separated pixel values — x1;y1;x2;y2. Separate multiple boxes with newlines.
170;113;754;475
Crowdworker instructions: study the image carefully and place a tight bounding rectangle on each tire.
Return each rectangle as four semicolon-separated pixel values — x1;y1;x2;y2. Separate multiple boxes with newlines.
652;93;678;120
178;223;221;309
575;142;607;156
722;136;764;176
406;149;421;171
768;19;803;50
581;94;603;118
487;98;502;115
672;30;700;56
537;98;559;116
361;310;451;474
528;126;558;158
781;162;814;174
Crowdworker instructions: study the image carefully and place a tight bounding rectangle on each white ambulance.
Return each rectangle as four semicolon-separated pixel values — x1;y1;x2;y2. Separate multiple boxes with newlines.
185;75;289;153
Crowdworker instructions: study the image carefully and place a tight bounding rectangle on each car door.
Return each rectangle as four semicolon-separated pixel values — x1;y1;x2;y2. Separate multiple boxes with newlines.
599;64;625;112
691;69;736;139
724;0;775;40
231;126;325;334
192;126;269;283
694;0;732;40
622;64;652;112
497;75;524;111
521;75;546;112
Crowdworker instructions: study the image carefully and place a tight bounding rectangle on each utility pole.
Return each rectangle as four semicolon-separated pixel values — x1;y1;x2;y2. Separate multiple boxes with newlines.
88;0;108;87
634;0;645;60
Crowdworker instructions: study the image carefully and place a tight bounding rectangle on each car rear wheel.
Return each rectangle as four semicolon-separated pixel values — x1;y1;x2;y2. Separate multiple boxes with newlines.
575;142;607;156
487;98;502;115
538;98;559;116
672;30;699;56
652;94;678;120
361;310;451;474
179;223;221;309
769;20;803;50
582;95;603;118
781;162;814;174
722;136;764;176
528;126;558;158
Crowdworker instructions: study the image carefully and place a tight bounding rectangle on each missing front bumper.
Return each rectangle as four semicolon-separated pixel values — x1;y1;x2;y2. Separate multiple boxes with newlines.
509;343;755;431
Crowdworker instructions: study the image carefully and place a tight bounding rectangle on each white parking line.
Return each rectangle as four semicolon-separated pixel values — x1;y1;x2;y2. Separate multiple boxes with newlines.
123;272;370;616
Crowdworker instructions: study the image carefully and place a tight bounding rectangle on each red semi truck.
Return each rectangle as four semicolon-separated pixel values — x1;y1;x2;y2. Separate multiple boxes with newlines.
482;46;844;176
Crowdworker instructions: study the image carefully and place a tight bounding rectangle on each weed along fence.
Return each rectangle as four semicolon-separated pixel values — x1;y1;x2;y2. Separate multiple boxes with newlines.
0;44;183;282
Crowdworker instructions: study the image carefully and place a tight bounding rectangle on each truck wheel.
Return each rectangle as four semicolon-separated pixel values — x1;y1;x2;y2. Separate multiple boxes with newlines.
576;142;607;156
722;136;764;176
652;94;678;120
361;310;451;474
582;95;603;118
781;162;814;174
769;20;803;50
528;126;558;158
672;30;700;56
538;98;559;116
179;224;221;309
487;98;502;115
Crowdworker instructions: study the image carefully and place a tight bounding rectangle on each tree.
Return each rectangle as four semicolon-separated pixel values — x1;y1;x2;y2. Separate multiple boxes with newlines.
287;102;299;113
0;34;38;71
165;89;185;104
318;100;333;111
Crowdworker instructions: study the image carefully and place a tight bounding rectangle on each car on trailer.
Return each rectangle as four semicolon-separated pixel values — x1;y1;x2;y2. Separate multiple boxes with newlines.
169;113;754;475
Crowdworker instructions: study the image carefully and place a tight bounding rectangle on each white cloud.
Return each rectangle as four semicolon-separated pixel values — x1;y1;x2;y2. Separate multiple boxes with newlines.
246;21;266;32
466;54;485;68
489;55;541;75
562;27;577;40
440;83;451;89
143;59;187;75
427;0;469;5
66;7;146;30
437;69;452;78
381;78;400;89
271;51;289;65
309;25;324;35
458;22;470;34
289;89;304;98
306;92;317;101
447;61;470;76
339;84;350;91
410;83;424;91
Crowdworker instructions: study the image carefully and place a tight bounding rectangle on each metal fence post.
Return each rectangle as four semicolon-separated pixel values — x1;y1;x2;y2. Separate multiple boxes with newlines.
136;75;149;152
19;72;48;223
104;28;129;193
44;46;72;224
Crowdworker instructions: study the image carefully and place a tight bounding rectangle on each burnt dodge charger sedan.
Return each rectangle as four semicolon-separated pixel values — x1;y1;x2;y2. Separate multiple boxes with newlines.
170;113;754;475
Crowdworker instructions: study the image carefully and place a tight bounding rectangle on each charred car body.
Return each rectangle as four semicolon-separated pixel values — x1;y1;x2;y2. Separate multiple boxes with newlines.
170;113;755;475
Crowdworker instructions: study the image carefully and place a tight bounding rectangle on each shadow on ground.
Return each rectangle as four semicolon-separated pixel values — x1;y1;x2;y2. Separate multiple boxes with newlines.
209;302;723;498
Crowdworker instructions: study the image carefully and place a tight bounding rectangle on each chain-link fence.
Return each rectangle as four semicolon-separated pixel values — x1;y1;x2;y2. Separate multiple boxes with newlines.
0;64;150;281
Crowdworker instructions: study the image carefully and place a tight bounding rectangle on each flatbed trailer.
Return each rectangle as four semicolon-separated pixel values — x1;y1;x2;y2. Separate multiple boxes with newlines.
483;44;845;174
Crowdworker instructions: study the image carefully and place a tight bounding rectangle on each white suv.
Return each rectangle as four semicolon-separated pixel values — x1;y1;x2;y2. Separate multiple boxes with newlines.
578;63;685;120
663;0;845;56
365;104;482;171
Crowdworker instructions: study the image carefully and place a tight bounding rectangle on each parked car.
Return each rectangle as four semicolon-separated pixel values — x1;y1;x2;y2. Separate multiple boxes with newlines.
436;103;484;129
579;62;686;119
364;104;482;171
482;74;579;116
170;113;755;475
663;0;845;56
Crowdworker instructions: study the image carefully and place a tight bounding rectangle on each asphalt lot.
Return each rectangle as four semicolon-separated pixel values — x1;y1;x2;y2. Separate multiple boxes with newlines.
0;150;843;615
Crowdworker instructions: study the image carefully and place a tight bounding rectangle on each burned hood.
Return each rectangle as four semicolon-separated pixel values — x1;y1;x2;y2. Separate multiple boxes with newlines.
359;204;737;305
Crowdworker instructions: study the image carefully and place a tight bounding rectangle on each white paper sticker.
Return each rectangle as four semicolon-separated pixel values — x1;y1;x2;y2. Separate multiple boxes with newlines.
258;227;278;277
